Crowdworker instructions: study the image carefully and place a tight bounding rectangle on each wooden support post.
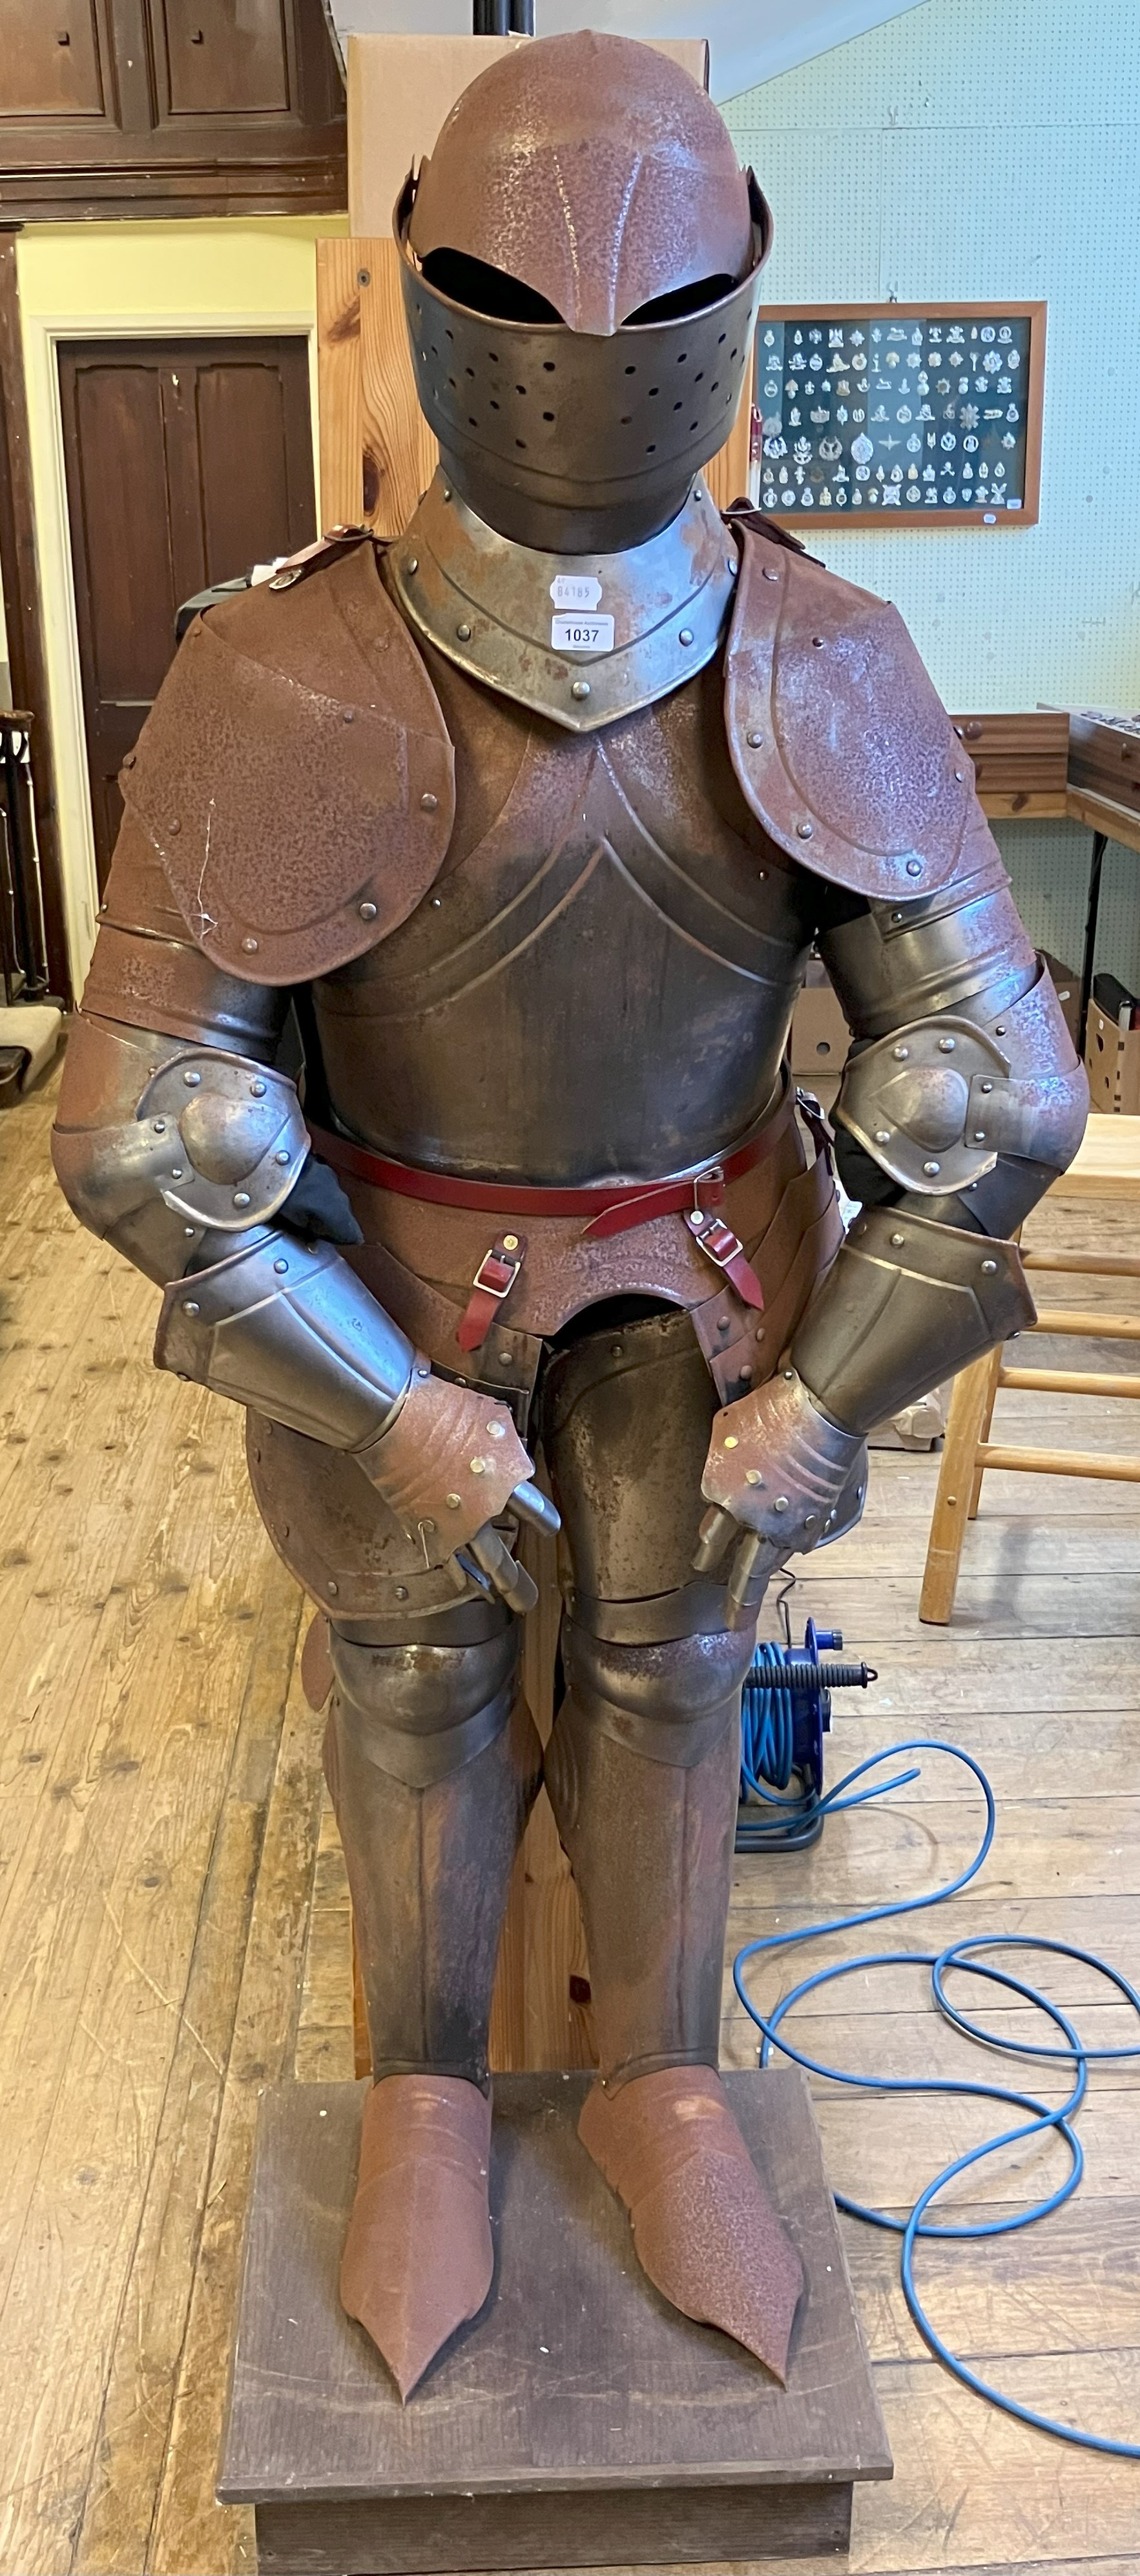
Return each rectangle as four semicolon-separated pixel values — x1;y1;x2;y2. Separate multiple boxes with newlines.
918;1348;1002;1625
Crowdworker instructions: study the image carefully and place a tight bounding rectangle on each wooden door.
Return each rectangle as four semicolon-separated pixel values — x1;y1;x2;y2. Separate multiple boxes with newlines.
59;334;316;892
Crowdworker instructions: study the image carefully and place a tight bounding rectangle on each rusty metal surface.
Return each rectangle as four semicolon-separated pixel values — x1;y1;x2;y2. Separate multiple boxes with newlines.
793;1204;1036;1436
577;2067;803;2385
358;1368;534;1560
389;473;736;731
316;644;816;1189
337;2075;497;2400
398;32;769;550
701;1364;865;1553
834;970;1088;1196
725;526;976;901
818;851;1037;1040
124;543;454;985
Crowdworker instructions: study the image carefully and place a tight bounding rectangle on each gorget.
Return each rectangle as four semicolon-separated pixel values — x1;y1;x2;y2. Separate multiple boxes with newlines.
387;472;738;733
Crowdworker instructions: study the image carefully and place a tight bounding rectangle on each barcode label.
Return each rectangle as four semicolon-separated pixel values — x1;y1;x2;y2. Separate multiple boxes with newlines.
551;613;615;654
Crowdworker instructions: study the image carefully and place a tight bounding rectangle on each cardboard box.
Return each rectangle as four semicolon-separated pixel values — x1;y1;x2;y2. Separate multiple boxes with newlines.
1084;998;1140;1115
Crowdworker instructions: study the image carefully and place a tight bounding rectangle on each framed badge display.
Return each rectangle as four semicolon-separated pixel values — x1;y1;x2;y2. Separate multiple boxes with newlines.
752;302;1046;529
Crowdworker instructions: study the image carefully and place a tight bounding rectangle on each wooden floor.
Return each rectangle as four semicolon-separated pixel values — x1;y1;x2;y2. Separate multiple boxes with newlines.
3;1062;1140;2576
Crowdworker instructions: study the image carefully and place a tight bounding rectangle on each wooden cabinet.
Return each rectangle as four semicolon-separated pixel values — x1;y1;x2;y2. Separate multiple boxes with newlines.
0;0;345;219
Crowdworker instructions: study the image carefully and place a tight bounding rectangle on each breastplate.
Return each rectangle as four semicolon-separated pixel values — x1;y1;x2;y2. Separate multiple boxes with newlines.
313;647;820;1187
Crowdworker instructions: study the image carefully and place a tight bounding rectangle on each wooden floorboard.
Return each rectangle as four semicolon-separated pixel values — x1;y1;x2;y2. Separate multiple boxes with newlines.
2;1066;1139;2572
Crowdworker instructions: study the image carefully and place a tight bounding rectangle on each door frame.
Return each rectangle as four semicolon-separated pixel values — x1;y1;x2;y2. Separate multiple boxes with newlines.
25;309;319;992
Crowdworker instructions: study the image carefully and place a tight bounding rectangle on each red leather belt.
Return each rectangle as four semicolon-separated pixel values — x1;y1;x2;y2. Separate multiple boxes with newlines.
309;1105;797;1350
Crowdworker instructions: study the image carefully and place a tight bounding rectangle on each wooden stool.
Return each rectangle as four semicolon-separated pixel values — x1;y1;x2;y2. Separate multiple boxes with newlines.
919;1116;1140;1624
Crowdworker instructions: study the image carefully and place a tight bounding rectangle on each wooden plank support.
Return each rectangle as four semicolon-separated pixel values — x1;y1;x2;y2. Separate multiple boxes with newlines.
1028;1308;1140;1338
975;1443;1140;1482
918;1347;1002;1624
1023;1247;1140;1277
999;1366;1140;1398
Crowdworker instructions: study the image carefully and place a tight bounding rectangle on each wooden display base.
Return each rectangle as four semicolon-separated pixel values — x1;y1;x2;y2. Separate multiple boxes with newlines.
220;2069;891;2574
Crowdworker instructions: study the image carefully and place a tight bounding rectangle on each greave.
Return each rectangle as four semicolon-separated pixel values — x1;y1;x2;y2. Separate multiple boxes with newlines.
324;1618;543;2088
544;1622;751;2086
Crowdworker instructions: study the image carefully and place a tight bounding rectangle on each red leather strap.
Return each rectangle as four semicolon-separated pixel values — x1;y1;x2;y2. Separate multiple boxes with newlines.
309;1111;786;1230
455;1233;526;1352
684;1208;765;1310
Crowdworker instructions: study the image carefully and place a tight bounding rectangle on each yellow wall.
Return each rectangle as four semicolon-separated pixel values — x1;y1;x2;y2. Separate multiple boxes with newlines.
17;216;347;987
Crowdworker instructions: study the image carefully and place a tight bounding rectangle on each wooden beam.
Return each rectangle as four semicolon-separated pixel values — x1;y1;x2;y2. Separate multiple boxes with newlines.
0;229;70;999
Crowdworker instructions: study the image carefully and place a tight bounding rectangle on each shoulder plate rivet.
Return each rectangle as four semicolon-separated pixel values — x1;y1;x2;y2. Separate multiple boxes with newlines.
893;1044;909;1060
406;557;419;574
171;1166;184;1179
891;1232;906;1246
470;1456;487;1474
456;622;472;641
420;791;439;812
938;1036;956;1052
233;1191;251;1208
746;729;763;748
995;1023;1007;1036
275;1149;291;1165
359;899;378;921
954;768;965;780
811;636;825;648
774;1496;789;1512
486;1421;506;1438
274;1259;289;1274
679;627;694;646
906;859;923;876
980;1078;995;1093
745;1467;763;1485
571;680;591;700
250;1078;267;1096
981;1259;998;1273
182;1301;200;1315
152;1118;167;1133
796;821;813;839
723;1434;739;1449
875;1127;891;1144
446;1492;462;1508
242;936;259;954
184;1069;202;1085
762;566;780;581
922;1160;941;1176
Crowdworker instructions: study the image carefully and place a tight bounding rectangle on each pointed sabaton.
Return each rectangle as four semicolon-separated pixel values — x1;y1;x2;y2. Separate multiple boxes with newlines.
340;2074;494;2402
579;2065;804;2385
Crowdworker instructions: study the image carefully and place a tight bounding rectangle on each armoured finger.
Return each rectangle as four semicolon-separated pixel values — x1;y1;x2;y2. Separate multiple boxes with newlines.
469;1527;539;1618
509;1479;561;1538
727;1529;766;1615
692;1504;738;1576
446;1548;491;1596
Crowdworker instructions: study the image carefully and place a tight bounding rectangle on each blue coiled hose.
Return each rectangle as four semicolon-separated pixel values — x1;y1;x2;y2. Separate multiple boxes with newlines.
733;1739;1140;2458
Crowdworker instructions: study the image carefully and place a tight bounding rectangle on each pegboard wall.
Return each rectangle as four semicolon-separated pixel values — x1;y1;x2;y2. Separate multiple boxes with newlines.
725;0;1140;990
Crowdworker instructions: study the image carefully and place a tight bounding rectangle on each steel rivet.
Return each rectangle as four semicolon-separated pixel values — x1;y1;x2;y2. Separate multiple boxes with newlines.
169;819;181;835
875;1127;891;1146
395;1585;408;1600
746;729;763;748
417;1362;431;1376
796;821;813;840
740;1365;753;1383
981;1259;997;1273
571;680;591;700
420;791;439;813
442;487;452;501
774;1495;789;1512
242;936;258;954
182;1300;200;1315
805;1513;818;1526
723;1434;739;1450
503;1233;519;1251
954;768;965;780
891;1231;906;1246
359;900;378;921
811;636;825;648
745;1467;763;1486
274;1259;289;1275
446;1492;462;1508
717;1315;731;1335
995;1024;1007;1036
184;1069;202;1086
611;1344;624;1359
973;1129;987;1142
679;627;694;646
275;1149;291;1165
906;859;923;876
922;1160;941;1176
486;1421;506;1439
343;709;355;724
406;556;419;574
184;1226;194;1237
327;1580;338;1597
980;1079;995;1093
171;1166;184;1179
755;1326;765;1341
784;1368;795;1380
234;1191;251;1207
250;1078;266;1096
893;1044;910;1061
152;1118;167;1133
891;910;904;925
499;1345;512;1363
938;1036;956;1053
762;566;780;581
470;1457;487;1474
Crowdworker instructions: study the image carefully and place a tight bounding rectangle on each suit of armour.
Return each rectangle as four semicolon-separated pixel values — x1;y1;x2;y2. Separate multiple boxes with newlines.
53;32;1086;2398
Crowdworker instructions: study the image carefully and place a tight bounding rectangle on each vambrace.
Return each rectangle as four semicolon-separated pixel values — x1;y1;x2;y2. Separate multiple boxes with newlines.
790;1204;1035;1436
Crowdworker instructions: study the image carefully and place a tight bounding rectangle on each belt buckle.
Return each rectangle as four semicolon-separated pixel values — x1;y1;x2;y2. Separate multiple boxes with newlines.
472;1233;524;1300
685;1207;743;1269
